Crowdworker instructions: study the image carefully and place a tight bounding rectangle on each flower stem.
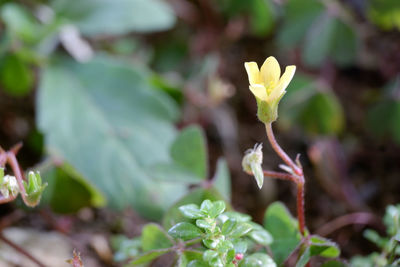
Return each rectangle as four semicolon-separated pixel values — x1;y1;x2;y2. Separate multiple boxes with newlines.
265;123;302;176
264;123;306;237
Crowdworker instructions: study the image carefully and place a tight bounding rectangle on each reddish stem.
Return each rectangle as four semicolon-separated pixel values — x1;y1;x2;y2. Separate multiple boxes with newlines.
262;170;297;182
296;182;306;236
265;123;302;176
6;152;31;206
0;233;47;267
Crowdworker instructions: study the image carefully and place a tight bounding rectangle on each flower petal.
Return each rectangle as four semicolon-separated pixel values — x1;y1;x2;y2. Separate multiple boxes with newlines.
249;84;268;101
260;56;281;86
245;62;261;85
268;65;296;101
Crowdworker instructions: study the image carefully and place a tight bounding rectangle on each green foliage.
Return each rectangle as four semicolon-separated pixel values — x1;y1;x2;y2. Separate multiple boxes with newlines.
23;171;47;207
350;204;400;266
40;163;105;214
278;0;358;67
368;0;400;30
115;199;276;266
367;78;400;144
0;52;34;97
264;201;301;265
279;74;345;135
52;0;176;36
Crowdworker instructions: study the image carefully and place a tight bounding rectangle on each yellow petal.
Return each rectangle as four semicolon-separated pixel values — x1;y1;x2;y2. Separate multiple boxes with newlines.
244;62;261;85
249;84;268;101
268;65;296;101
260;56;281;86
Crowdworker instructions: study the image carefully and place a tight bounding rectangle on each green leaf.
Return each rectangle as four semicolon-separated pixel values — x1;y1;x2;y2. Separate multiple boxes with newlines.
111;235;141;262
162;188;228;230
302;14;357;67
239;253;277;267
53;0;176;36
203;250;219;262
37;55;185;220
248;227;273;246
40;163;106;214
170;126;208;179
278;0;323;48
196;219;214;230
230;222;253;238
151;125;208;183
212;158;232;201
368;0;400;30
209;201;226;218
0;3;42;43
0;53;34;97
130;249;170;265
279;74;344;135
179;204;204;219
178;251;203;267
221;219;237;235
321;260;348;267
187;259;210;267
249;0;275;37
141;223;174;252
296;236;341;267
264;202;301;265
168;222;203;241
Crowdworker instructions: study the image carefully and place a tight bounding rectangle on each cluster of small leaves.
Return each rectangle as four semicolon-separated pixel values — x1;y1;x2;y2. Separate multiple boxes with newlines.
170;199;274;266
23;171;48;207
114;199;275;267
351;204;400;267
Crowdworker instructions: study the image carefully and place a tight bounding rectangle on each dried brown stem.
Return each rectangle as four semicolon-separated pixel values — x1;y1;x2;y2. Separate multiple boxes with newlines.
0;233;47;267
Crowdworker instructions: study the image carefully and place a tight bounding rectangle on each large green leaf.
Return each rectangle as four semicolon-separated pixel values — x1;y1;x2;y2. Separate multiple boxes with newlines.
264;202;301;265
296;236;340;267
37;55;186;220
52;0;176;36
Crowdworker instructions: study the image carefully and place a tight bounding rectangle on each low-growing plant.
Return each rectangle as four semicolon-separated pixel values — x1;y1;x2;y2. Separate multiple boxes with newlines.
113;57;344;267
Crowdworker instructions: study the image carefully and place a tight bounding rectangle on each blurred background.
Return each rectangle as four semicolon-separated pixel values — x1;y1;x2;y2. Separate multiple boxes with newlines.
0;0;399;265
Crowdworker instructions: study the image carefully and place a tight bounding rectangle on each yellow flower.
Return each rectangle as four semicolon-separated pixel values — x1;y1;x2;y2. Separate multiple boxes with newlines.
244;56;296;123
245;56;296;103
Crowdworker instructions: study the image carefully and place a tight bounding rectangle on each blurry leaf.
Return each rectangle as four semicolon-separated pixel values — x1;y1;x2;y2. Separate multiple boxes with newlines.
53;0;176;36
248;223;273;246
141;223;174;252
279;74;344;135
40;163;106;214
230;222;253;238
0;53;34;97
279;0;357;67
296;236;340;267
151;126;208;183
368;0;400;30
162;188;228;230
321;260;348;267
303;14;357;67
170;126;207;179
299;92;344;135
131;249;171;265
111;235;141;262
367;80;400;145
249;0;275;37
0;3;42;43
239;253;276;267
264;202;301;265
38;55;186;220
212;158;232;202
178;251;203;267
179;204;204;219
168;222;203;241
187;259;210;267
278;0;323;48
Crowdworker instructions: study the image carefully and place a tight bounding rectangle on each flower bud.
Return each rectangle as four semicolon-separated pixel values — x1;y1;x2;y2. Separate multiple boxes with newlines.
0;175;19;198
23;171;47;207
242;144;264;189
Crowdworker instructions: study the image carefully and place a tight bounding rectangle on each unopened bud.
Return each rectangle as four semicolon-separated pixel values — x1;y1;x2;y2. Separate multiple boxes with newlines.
0;175;19;198
23;171;47;207
242;144;264;189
